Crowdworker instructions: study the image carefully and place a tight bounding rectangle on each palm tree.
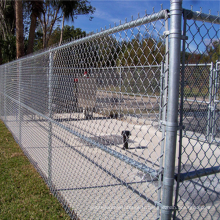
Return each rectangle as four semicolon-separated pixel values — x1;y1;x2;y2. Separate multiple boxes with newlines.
38;0;95;49
59;0;95;45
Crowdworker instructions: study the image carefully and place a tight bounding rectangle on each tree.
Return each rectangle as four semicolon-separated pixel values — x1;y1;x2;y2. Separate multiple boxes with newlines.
187;52;203;64
38;0;95;48
98;35;120;67
0;0;16;63
32;29;43;52
26;0;44;54
0;0;95;61
117;36;165;66
206;40;220;63
0;0;15;38
58;0;94;45
1;35;16;63
15;0;24;58
48;25;86;46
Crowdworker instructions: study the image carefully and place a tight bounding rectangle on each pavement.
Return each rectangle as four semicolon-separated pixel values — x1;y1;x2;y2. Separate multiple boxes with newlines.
3;112;220;219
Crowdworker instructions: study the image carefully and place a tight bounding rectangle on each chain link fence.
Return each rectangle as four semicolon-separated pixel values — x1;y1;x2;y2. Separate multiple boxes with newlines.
174;9;220;220
0;2;220;220
0;9;169;220
181;63;220;139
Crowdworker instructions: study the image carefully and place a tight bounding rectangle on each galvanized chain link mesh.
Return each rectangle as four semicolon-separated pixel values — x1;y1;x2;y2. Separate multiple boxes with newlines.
0;10;168;219
1;6;219;220
175;9;220;219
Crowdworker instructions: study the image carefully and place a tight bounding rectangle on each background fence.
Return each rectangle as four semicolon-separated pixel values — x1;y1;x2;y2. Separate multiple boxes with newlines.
180;63;220;140
174;8;220;220
0;1;219;220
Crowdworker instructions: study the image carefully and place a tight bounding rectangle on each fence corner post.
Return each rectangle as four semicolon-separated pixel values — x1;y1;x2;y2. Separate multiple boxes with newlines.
161;0;182;219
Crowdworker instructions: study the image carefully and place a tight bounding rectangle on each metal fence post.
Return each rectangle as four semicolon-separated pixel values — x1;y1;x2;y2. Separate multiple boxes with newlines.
4;65;7;121
207;62;214;142
158;10;169;218
212;63;217;140
161;0;182;219
213;62;220;138
173;8;187;219
119;67;122;117
159;62;164;131
18;61;22;145
48;51;53;188
0;69;2;117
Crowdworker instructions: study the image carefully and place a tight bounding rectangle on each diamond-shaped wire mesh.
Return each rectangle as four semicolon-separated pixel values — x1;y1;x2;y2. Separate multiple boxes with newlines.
175;10;220;220
0;10;168;219
1;6;220;220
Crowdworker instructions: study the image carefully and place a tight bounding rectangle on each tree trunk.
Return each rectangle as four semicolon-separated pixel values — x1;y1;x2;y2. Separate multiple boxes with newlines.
59;14;65;46
27;12;37;55
15;0;24;59
43;25;47;48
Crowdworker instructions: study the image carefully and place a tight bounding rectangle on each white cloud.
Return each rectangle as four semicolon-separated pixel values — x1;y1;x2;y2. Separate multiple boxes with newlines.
204;38;220;46
94;8;119;24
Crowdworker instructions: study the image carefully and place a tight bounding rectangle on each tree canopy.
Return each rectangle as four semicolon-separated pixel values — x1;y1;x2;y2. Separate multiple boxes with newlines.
0;0;16;63
0;1;219;67
0;0;95;63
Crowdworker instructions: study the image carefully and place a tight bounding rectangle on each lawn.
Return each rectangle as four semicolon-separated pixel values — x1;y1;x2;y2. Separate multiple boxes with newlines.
0;120;71;220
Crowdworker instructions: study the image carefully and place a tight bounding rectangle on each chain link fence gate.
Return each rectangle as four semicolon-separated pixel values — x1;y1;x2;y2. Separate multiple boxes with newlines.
174;7;220;220
0;8;170;220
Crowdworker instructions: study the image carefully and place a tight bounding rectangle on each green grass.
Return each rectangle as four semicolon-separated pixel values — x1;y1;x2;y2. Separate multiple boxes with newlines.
0;120;71;220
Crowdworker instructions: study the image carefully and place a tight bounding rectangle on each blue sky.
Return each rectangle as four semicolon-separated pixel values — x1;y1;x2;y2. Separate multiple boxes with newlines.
68;0;220;34
65;0;220;54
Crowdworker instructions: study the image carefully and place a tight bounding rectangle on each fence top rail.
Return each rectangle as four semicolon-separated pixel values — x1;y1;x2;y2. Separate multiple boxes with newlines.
181;63;212;67
184;9;220;24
